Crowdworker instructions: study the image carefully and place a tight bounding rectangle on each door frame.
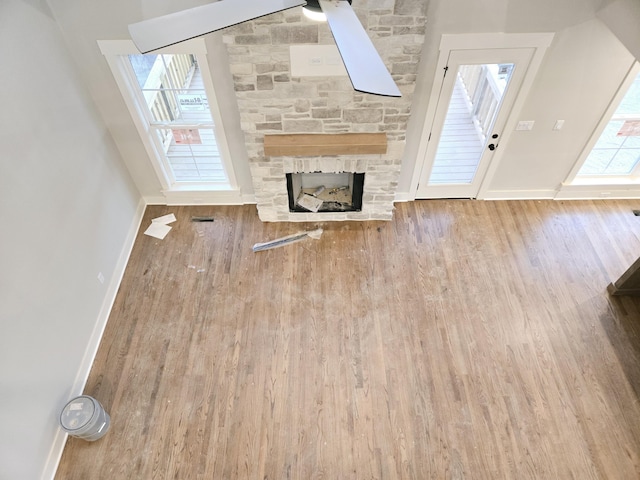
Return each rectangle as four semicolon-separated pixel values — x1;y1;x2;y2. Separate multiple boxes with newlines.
410;33;555;199
417;47;535;199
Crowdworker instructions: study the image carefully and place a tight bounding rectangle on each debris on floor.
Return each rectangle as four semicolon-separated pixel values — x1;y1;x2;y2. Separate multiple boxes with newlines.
144;213;176;239
252;228;323;252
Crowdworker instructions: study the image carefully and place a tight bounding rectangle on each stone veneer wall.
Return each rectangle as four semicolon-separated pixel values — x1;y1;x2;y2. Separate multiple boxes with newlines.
222;0;427;221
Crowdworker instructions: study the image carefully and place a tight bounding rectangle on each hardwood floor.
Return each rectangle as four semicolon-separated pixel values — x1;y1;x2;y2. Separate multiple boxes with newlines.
55;200;640;479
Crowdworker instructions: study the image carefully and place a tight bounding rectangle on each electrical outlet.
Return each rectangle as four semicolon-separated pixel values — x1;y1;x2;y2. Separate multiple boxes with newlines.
290;45;347;77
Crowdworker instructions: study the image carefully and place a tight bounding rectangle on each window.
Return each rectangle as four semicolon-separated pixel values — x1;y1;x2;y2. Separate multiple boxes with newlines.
99;39;237;195
569;63;640;184
128;53;227;183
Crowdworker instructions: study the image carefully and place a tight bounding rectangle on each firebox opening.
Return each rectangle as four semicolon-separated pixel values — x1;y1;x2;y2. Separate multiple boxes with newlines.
286;172;365;213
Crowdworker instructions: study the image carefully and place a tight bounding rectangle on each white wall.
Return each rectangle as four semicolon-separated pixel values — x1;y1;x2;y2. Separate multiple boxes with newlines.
598;0;640;61
399;0;637;198
0;1;141;478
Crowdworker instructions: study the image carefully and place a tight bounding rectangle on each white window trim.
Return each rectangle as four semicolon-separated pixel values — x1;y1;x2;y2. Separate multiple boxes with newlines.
562;60;640;188
98;38;239;198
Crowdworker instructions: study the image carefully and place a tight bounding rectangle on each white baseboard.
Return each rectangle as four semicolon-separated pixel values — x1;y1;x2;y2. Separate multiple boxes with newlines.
555;184;640;199
41;198;146;480
241;192;256;204
397;190;558;202
481;189;557;200
145;191;256;205
394;191;412;202
143;194;169;205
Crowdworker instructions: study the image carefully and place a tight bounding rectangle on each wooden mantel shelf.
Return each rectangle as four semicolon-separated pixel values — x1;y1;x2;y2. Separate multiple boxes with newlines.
263;133;387;156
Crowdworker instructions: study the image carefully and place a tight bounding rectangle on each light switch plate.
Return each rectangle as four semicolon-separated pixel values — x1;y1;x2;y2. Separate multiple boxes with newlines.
516;120;535;131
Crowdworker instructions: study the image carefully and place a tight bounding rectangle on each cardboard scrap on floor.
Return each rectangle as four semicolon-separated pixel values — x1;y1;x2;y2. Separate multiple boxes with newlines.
144;213;176;240
296;193;323;213
252;228;323;252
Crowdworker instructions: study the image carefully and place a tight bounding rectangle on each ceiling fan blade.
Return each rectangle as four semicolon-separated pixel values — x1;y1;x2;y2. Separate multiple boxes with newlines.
129;0;306;53
319;0;401;97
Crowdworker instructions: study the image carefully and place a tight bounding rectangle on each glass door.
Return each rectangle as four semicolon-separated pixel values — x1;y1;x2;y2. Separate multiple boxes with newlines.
416;48;534;199
428;63;513;185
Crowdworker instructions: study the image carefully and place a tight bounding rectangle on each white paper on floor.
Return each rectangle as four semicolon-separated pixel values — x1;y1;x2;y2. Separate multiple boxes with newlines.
144;213;177;239
151;213;177;224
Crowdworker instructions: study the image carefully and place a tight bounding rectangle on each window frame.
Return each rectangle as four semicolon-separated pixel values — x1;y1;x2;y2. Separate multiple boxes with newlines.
98;38;238;193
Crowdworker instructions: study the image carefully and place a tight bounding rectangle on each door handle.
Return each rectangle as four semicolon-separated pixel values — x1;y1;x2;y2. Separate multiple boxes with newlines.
488;133;499;150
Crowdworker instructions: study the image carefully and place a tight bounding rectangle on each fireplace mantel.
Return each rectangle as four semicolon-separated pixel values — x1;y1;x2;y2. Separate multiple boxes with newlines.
263;133;387;156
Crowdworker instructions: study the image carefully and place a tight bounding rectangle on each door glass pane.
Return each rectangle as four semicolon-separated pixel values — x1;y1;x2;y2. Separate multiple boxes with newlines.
428;63;514;185
577;73;640;177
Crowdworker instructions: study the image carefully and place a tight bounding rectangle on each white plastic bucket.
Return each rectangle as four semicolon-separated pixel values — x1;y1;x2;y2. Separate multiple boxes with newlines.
60;395;110;441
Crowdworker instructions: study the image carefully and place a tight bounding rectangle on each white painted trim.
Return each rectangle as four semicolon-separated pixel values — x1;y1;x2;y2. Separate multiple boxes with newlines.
439;32;554;51
143;194;170;205
241;193;257;204
98;38;207;55
41;198;147;480
482;189;557;200
408;42;450;196
143;191;256;205
555;183;640;199
163;189;246;205
197;47;239;190
394;191;412;202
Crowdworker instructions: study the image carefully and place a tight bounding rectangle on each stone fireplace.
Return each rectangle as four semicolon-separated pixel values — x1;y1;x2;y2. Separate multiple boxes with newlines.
251;132;401;221
251;151;400;221
251;157;398;219
221;0;427;221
